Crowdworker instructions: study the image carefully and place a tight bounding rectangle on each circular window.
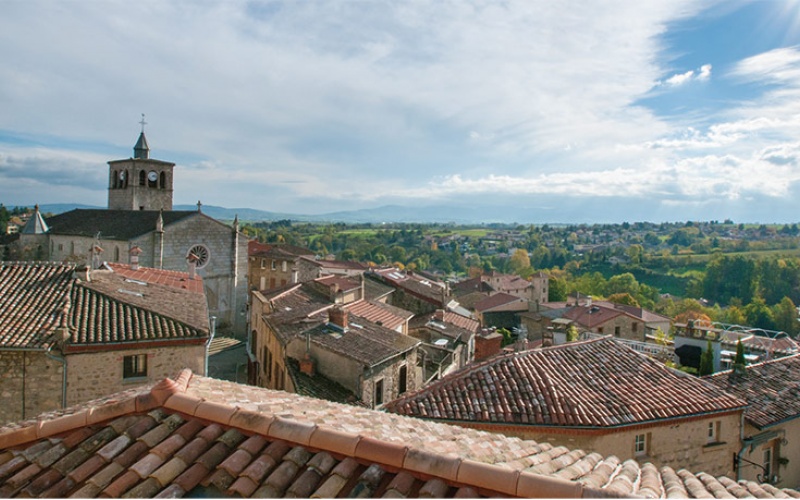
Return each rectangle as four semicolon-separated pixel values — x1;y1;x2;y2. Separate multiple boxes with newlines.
187;244;210;268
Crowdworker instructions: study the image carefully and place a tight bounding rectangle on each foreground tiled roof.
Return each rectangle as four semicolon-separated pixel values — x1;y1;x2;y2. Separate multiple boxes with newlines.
0;262;208;350
1;370;797;498
385;338;746;427
44;209;198;240
706;354;800;430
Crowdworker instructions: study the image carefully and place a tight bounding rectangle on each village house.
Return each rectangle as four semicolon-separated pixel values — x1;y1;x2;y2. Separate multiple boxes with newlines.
408;309;479;384
1;368;794;498
248;277;420;408
452;271;549;306
385;337;747;477
0;261;209;425
473;292;528;329
246;240;315;291
706;354;800;488
368;268;450;315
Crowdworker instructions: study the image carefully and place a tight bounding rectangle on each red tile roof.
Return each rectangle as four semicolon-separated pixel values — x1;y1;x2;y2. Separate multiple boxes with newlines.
706;354;800;430
343;299;412;332
0;262;208;351
0;369;794;498
385;337;746;427
106;263;204;294
474;292;527;313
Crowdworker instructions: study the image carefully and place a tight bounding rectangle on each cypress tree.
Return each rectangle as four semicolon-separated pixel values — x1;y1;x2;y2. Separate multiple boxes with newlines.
699;339;714;376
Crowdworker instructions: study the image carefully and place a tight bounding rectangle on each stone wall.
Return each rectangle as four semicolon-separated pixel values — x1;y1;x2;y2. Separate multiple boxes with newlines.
133;214;249;333
595;315;646;342
739;419;800;488
495;412;741;478
65;344;205;406
0;351;64;425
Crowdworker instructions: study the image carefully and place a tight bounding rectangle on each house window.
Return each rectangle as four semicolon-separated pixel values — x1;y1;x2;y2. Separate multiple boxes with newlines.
260;258;266;269
598;327;604;334
614;326;621;336
271;260;277;270
634;433;649;456
282;261;287;272
58;243;63;251
399;365;408;395
374;378;384;406
123;354;147;380
763;447;773;480
259;277;266;289
270;278;276;288
707;421;719;443
632;323;638;333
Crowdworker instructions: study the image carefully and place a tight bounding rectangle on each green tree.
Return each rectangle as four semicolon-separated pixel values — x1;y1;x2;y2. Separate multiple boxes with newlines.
699;340;714;376
734;340;746;368
508;249;531;275
548;276;568;302
773;297;798;336
744;297;776;330
607;293;639;306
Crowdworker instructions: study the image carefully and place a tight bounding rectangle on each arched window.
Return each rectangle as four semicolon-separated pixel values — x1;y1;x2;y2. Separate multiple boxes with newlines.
112;170;118;189
160;171;166;189
139;170;146;186
114;247;120;262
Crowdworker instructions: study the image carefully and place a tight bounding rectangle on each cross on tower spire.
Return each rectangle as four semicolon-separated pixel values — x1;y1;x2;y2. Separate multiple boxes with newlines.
139;113;147;133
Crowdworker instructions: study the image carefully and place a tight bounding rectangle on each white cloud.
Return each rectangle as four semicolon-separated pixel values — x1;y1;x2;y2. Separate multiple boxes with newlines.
661;63;712;86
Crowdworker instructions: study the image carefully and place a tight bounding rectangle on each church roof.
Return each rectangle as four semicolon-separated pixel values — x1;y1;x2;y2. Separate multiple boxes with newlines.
20;206;48;235
133;131;149;159
44;209;197;241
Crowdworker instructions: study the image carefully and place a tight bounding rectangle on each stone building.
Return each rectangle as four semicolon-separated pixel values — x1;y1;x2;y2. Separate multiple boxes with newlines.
13;130;249;333
385;337;747;477
249;278;420;408
0;261;209;424
247;241;315;291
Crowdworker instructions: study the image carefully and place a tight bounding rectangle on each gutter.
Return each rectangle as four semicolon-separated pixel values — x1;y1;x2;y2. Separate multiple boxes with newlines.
204;316;216;376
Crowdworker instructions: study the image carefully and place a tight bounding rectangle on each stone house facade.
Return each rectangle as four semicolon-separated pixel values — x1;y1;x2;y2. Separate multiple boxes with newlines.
249;280;420;408
0;262;209;425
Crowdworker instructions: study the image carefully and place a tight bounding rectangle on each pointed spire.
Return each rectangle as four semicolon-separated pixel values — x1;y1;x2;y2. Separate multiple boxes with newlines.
21;204;49;234
197;200;202;213
233;214;239;231
133;114;149;159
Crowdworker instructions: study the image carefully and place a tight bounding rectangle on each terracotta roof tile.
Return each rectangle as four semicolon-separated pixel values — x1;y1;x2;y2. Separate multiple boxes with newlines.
386;337;746;428
1;370;798;498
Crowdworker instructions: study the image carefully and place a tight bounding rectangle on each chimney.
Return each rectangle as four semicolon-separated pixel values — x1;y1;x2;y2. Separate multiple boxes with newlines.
74;264;91;282
187;253;199;280
328;306;348;331
129;245;143;270
434;309;445;322
91;244;103;270
300;353;316;376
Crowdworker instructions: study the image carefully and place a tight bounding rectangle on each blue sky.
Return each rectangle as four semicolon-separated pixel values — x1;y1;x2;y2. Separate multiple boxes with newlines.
2;1;800;223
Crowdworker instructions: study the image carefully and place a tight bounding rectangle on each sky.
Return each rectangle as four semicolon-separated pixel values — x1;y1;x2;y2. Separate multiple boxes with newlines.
3;1;800;223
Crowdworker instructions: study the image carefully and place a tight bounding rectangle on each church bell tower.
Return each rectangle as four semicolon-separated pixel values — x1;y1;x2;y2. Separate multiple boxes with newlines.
107;115;175;211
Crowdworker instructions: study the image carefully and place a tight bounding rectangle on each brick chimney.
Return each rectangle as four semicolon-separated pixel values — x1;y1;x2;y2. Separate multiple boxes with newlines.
74;264;91;282
474;329;503;361
129;245;143;271
328;305;348;331
434;309;445;322
300;353;316;376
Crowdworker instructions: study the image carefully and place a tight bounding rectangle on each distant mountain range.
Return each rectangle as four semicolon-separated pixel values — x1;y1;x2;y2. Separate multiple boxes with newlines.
29;203;539;225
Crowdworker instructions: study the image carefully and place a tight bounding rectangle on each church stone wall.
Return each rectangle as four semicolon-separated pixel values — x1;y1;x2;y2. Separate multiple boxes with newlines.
0;351;64;425
132;214;249;334
65;344;205;406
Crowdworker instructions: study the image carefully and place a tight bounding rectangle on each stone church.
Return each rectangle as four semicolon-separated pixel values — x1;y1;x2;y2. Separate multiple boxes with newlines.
16;129;249;333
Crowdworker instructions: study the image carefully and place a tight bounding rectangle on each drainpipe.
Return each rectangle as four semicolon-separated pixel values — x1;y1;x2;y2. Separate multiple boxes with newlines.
45;346;68;409
736;411;746;481
204;316;217;376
